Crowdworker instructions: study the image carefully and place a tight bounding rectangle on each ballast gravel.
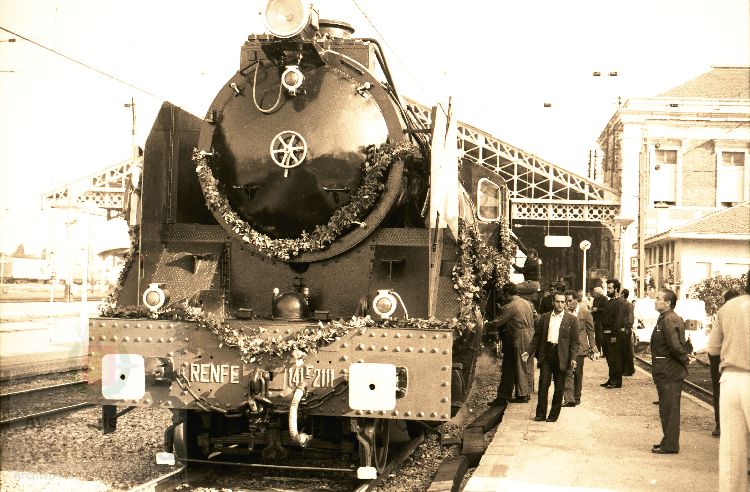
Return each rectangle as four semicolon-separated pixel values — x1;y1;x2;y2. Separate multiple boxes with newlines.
0;351;502;491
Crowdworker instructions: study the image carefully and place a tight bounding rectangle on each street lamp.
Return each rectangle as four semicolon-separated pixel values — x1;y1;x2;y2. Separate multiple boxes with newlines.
580;240;591;295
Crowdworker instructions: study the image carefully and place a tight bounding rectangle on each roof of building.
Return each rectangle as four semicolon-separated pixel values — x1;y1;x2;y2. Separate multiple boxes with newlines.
646;201;750;244
659;66;750;99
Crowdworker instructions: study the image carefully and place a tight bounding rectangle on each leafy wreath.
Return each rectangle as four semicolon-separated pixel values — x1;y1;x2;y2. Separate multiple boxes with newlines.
193;141;419;261
100;217;516;365
99;224;139;314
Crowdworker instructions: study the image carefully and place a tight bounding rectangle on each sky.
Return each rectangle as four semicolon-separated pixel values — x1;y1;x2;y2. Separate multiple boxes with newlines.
0;0;748;255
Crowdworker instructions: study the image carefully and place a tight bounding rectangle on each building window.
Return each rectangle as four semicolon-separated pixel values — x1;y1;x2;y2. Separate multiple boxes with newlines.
717;150;748;205
651;149;678;205
722;152;745;166
476;178;502;222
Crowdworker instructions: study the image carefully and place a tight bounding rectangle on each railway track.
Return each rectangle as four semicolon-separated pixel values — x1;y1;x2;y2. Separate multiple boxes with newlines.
634;354;714;405
0;380;95;428
126;431;425;491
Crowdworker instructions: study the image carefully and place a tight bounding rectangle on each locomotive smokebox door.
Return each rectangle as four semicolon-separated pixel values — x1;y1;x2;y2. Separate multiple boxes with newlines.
348;363;397;411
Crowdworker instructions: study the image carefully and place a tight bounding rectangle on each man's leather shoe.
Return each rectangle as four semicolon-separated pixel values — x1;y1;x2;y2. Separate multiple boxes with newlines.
599;381;612;387
651;447;678;454
562;402;577;407
545;417;558;422
604;383;621;389
510;396;530;403
487;398;507;407
532;416;545;422
653;444;662;449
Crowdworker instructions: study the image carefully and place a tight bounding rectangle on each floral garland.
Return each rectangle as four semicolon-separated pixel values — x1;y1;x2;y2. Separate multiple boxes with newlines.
100;176;516;364
99;225;139;315
99;217;515;364
194;141;419;261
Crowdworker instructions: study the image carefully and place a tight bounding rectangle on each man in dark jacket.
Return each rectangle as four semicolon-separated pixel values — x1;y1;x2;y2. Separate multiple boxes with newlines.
522;292;579;422
651;288;689;454
513;248;542;295
485;283;536;406
600;279;630;388
562;290;598;406
591;286;608;355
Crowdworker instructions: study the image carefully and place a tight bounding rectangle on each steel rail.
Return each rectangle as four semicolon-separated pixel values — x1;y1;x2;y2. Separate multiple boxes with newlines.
0;379;87;398
634;354;714;402
0;380;94;428
355;431;425;492
0;364;88;383
0;402;96;428
126;465;188;492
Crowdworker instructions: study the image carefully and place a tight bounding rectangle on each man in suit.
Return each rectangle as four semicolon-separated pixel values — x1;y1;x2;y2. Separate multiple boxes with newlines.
600;279;630;388
651;288;689;454
563;290;599;406
485;283;536;406
522;292;579;422
590;286;607;355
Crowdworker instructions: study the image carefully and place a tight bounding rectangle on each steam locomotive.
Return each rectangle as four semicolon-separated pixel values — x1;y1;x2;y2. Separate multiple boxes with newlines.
87;0;510;478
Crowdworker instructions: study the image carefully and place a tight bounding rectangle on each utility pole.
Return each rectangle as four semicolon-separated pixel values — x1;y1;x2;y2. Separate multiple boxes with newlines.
638;132;648;298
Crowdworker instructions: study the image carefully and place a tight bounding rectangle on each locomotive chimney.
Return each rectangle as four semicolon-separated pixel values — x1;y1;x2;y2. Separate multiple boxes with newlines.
318;19;354;38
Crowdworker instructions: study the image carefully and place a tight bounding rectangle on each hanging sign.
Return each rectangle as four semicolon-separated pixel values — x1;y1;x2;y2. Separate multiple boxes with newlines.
544;235;572;248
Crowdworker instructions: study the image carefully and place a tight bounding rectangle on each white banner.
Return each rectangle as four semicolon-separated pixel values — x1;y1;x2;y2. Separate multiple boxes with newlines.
429;97;459;238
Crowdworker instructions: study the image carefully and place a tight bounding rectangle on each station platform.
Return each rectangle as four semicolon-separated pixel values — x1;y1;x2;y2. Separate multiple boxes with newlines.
465;355;719;491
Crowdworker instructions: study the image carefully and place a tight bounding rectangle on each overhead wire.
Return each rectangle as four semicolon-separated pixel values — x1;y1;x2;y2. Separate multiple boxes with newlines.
349;0;449;119
0;26;166;101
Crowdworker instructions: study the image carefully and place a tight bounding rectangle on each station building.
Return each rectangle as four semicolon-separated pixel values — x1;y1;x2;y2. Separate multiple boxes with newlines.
597;66;750;296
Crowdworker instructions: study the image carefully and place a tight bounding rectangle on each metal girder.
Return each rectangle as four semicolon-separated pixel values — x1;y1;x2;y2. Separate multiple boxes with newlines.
405;99;620;224
42;156;141;213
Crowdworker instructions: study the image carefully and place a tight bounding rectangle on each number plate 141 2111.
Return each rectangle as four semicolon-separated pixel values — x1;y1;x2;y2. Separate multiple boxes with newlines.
286;365;335;388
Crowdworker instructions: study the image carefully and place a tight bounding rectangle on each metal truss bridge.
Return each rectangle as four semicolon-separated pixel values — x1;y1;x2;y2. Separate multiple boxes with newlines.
407;100;621;230
42;155;141;216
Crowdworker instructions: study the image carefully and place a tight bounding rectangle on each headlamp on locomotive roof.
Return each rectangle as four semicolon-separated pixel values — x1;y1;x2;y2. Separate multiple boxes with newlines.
281;65;304;95
372;289;409;320
262;0;319;39
142;283;169;314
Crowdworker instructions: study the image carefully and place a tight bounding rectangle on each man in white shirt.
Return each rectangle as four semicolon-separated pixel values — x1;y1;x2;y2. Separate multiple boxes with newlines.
523;293;580;422
707;273;750;491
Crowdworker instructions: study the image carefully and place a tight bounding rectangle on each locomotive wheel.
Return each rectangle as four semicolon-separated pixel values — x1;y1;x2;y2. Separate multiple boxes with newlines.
172;411;206;464
356;418;390;473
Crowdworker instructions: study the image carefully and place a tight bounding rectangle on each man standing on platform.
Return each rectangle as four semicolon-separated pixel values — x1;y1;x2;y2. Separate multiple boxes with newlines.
563;290;598;407
651;288;689;454
707;272;750;491
522;292;579;422
486;283;536;406
621;289;636;376
601;279;630;388
591;286;608;355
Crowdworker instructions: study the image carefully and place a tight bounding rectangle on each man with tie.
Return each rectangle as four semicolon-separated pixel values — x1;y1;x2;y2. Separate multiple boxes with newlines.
523;292;580;422
562;290;599;407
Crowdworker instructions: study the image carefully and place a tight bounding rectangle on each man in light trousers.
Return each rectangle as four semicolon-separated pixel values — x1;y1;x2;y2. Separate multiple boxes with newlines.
707;271;750;491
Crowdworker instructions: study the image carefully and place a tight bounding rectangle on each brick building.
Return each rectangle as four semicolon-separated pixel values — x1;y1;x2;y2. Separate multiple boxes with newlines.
597;66;750;296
